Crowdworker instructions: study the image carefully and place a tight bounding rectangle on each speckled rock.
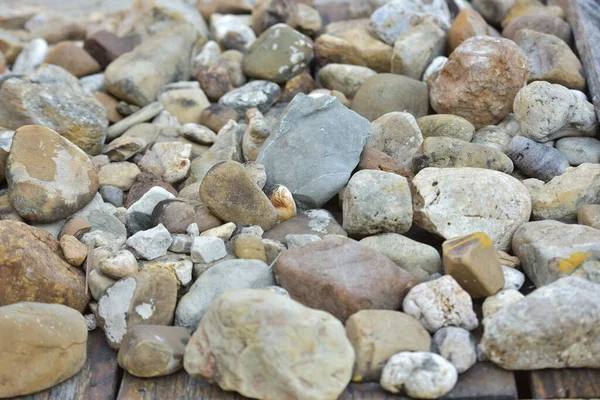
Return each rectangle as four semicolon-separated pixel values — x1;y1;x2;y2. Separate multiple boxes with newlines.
431;327;477;373
556;137;600;166
506;135;568;181
218;80;281;117
367;112;423;168
264;209;347;241
416;115;475;142
317;64;377;99
391;22;446;80
482;289;525;319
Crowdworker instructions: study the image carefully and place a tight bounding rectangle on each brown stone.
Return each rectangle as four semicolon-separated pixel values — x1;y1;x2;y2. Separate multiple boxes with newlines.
274;237;416;322
94;92;123;123
26;15;86;45
44;41;101;78
0;191;23;222
442;232;505;298
232;234;267;261
151;199;222;234
84;30;135;69
125;172;178;208
102;136;146;162
0;302;87;398
578;204;600;230
118;325;189;378
195;64;234;102
0;147;7;184
0;220;90;312
199;104;240;133
60;235;87;267
502;15;573;46
280;71;317;103
448;8;491;54
358;147;415;180
430;36;529;129
0;29;23;63
503;0;565;28
251;0;298;34
264;209;347;242
59;215;92;239
346;310;431;382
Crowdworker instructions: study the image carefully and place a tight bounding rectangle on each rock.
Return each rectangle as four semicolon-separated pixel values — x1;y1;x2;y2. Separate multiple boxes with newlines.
127;186;176;233
84;30;134;69
269;184;297;222
251;0;298;34
416;115;475;142
402;275;479;332
118;325;189;378
82;211;128;250
59;215;92;239
296;4;321;36
442;232;505;298
201;222;237;240
578;204;600;230
97;269;178;349
556;137;600;166
482;289;525;319
243;23;313;84
232;234;267;261
357;147;415;179
412;168;531;251
99;162;141;191
258;94;370;207
279;71;317;102
168;234;193;253
367;112;423;168
523;163;600;222
0;148;7;184
105;25;198;107
218;80;281;118
284;234;320;249
0;65;108;154
25;13;86;44
107;103;164;141
88;268;115;301
431;36;529;129
6;125;99;223
157;86;210;126
100;250;138;279
199;104;239;133
351;74;429;122
94;92;123;124
506;135;569;181
472;126;512;151
151;199;199;234
414;137;514;173
503;15;572;45
314;28;393;73
175;260;275;331
12;38;48;74
190;236;227;263
242;110;270;162
502;0;564;27
125;173;178;208
180;124;217;146
514;81;598;142
342;170;412;235
422;55;447;86
44;41;101;78
370;0;451;46
140;142;192;183
346;310;431;382
380;352;458;398
431;327;476;373
512;220;600;287
103;137;147;162
139;254;194;288
264;209;346;241
448;9;491;54
275;237;416;322
502;265;525;290
391;22;446;80
481;276;600;369
0;302;87;398
472;0;515;24
0;221;89;311
60;235;87;267
126;224;173;260
317;64;376;99
210;14;256;52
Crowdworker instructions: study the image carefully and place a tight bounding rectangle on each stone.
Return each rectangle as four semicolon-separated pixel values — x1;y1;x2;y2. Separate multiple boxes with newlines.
414;137;514;173
285;234;320;249
264;209;346;241
219;80;281;118
502;0;564;27
99;162;141;191
0;221;89;311
506;136;569;181
89;268;115;301
431;327;477;373
314;28;393;73
431;36;529;129
139;254;194;288
201;222;237;240
232;234;267;261
357;147;415;179
141;142;192;183
512;220;600;287
125;173;178;208
367;112;423;168
98;269;178;349
199;104;239;133
402;275;479;333
100;250;138;279
84;30;134;69
513;81;598;142
422;56;447;86
0;148;6;184
579;204;600;230
251;0;298;34
107;103;164;141
169;234;193;253
413;168;531;251
158;85;210;125
151;200;197;234
60;235;87;267
502;265;525;290
380;352;458;398
190;236;227;263
351;74;429;122
279;71;317;102
342;170;412;235
275;237;416;322
180;124;217;146
296;3;322;36
59;215;92;239
126;224;173;261
127;186;176;233
473;0;515;24
6;125;99;223
200;161;279;230
503;15;572;45
471;126;512;151
448;8;491;54
258;94;371;208
176;260;275;331
0;65;108;154
12;38;48;74
481;276;600;369
242;110;270;162
317;64;376;99
105;25;198;107
482;289;525;319
94;92;123;124
82;211;128;250
44;41;101;78
416;115;475;142
391;22;446;80
0;302;87;398
556;137;600;166
269;184;297;222
442;232;505;298
346;310;431;382
370;0;451;46
103;137;146;162
243;23;313;84
0;29;23;63
210;14;256;52
523;163;600;222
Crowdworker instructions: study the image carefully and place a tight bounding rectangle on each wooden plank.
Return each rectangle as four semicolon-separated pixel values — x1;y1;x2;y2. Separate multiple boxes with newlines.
443;362;517;400
530;369;600;399
14;329;121;400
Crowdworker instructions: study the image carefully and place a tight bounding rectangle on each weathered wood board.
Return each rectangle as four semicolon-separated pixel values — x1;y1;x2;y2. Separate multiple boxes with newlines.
530;368;600;399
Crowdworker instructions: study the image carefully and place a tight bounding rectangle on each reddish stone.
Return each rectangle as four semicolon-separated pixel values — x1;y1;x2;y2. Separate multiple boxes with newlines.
84;30;134;69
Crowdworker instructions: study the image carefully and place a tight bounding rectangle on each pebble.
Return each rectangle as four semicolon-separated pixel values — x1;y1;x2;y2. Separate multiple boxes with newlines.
141;142;192;183
431;327;477;373
44;41;101;78
416;115;475;142
0;302;87;398
285;233;321;249
346;310;431;382
268;185;296;222
263;209;347;242
357;147;415;179
502;15;572;45
94;92;123;124
556;137;600;165
107;102;164;141
402;275;479;333
502;0;564;27
296;3;322;36
368;112;423;168
391;22;446;80
59;215;91;239
103;137;147;162
317;64;377;99
275;237;415;322
471;126;512;151
448;8;492;53
99;162;141;191
180;124;217;146
242;110;270;162
380;352;458;399
185;289;354;399
280;71;317;102
126;224;173;261
502;266;525;290
99;186;124;208
431;36;529;128
190;236;227;263
139;254;194;288
342;170;413;235
258;94;370;208
89;268;116;301
6;125;99;223
506;136;569;181
412;168;532;251
472;0;515;24
481;276;600;369
210;14;256;52
578;204;600;230
84;30;134;69
422;55;448;86
200;222;237;240
125;173;177;208
157;85;210;126
11;38;48;74
99;250;139;279
232;234;267;261
482;289;525;319
118;325;189;378
60;235;87;267
251;0;298;34
218;80;281;118
175;260;275;331
169;234;193;253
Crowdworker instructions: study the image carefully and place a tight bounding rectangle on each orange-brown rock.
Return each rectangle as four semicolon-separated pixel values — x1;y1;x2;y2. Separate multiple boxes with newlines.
358;146;415;180
44;41;101;78
502;0;565;28
94;91;123;123
448;9;492;54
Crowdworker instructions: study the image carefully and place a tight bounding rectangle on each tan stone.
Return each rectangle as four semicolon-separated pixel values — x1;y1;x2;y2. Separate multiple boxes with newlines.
158;87;210;125
0;29;24;63
99;162;141;191
448;8;491;53
94;92;123;124
498;250;521;268
232;234;267;262
44;41;101;78
502;0;565;28
391;22;446;80
60;235;88;267
357;147;415;180
59;215;92;239
416;114;475;142
0;190;23;222
578;204;600;230
443;232;505;298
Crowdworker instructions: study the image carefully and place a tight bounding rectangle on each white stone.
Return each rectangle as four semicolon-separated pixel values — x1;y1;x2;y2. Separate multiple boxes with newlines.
431;327;477;373
99;250;138;279
482;289;524;319
169;234;193;253
126;224;173;260
423;56;447;83
98;277;137;346
200;222;236;240
126;186;175;216
502;265;524;290
186;223;200;237
190;236;227;263
12;38;48;74
285;234;321;249
210;14;256;51
556;137;600;166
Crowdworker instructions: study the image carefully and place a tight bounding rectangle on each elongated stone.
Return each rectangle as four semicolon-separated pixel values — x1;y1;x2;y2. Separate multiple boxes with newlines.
506;135;569;182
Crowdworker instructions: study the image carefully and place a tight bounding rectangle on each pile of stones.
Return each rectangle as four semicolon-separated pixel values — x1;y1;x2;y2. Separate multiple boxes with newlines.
1;0;599;399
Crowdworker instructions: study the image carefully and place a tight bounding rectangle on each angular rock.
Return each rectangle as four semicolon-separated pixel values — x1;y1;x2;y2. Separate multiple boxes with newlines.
391;22;446;80
126;224;173;260
218;80;280;118
190;236;227;263
125;173;178;208
431;327;477;373
84;30;135;69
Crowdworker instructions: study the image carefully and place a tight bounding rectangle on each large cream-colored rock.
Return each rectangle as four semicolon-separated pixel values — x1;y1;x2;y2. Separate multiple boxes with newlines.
184;289;355;400
412;168;531;251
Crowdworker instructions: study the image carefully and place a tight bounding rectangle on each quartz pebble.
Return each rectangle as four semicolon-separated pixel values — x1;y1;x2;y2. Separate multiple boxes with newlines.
190;236;227;264
482;289;525;319
126;224;173;261
431;327;477;373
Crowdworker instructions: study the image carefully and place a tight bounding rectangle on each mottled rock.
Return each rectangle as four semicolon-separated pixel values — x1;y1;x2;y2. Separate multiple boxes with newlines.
218;80;281;117
556;137;600;166
264;209;346;241
391;22;446;80
139;254;193;288
126;224;173;260
367;112;423;168
158;86;210;125
125;173;178;208
472;126;512;151
448;8;491;53
431;327;477;373
317;64;376;99
100;250;138;279
99;162;140;191
578;204;600;230
416;115;475;142
210;14;256;52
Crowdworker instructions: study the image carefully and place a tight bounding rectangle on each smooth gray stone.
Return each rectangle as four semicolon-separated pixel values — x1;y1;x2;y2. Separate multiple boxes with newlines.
506;136;569;182
556;137;600;165
218;80;281;118
99;185;124;207
106;102;164;140
257;94;371;208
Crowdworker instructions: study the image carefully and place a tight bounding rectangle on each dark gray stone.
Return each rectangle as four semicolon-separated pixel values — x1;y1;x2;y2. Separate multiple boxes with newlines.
506;136;569;182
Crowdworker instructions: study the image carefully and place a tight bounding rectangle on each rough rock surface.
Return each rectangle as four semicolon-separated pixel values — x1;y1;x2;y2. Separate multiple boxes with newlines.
431;327;477;373
263;209;347;241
